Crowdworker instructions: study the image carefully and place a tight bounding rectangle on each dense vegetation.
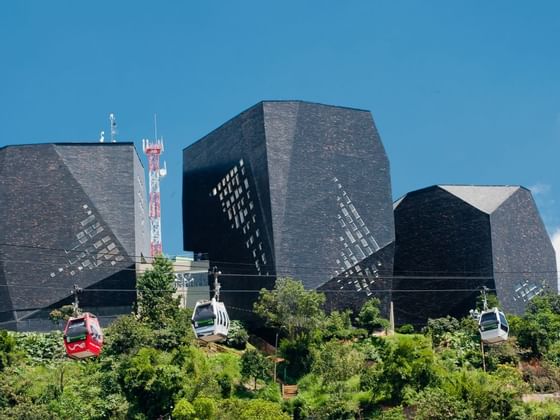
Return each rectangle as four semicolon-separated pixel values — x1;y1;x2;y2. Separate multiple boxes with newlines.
1;258;560;419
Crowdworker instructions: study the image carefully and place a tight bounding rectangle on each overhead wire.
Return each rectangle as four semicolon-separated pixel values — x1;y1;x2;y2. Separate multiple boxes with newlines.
0;255;556;278
0;284;497;294
0;241;558;275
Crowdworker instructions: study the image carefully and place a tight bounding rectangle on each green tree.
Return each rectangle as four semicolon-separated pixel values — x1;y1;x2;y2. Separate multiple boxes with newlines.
476;291;499;311
355;298;388;334
422;316;461;347
312;340;364;384
278;335;315;381
172;399;196;420
240;349;272;390
524;400;560;418
151;307;194;351
376;406;406;419
411;387;473;419
321;309;361;340
193;396;218;419
103;314;152;356
0;401;56;420
396;324;415;334
312;393;359;420
439;369;525;419
0;330;17;371
363;334;436;404
218;399;290;420
48;305;75;325
118;347;182;418
137;255;180;328
172;345;222;401
253;277;326;339
513;292;560;357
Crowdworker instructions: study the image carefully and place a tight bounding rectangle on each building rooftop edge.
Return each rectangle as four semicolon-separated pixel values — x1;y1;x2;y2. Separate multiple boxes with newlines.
393;184;530;210
0;141;135;151
0;142;146;169
183;100;372;152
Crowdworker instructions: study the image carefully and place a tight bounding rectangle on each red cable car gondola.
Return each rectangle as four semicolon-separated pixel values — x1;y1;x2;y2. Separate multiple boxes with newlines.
63;312;104;359
62;285;103;359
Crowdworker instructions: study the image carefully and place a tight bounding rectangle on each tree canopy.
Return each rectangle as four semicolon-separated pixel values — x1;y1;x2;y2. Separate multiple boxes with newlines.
2;268;560;419
253;277;326;339
137;254;180;328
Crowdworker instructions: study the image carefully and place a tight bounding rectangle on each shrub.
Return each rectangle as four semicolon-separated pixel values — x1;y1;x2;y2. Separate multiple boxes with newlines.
279;336;314;381
410;387;472;419
240;349;272;390
193;396;217;419
118;348;183;418
355;298;388;334
217;398;290;420
217;373;233;398
103;314;152;356
15;332;65;363
396;324;415;334
312;340;365;384
321;310;356;340
0;330;17;371
172;399;196;420
225;320;249;350
372;335;437;404
311;394;358;420
0;401;56;420
423;316;460;347
521;361;560;393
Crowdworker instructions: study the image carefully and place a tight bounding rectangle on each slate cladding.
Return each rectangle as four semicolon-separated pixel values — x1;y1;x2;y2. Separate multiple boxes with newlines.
183;101;395;319
0;143;150;331
393;185;558;327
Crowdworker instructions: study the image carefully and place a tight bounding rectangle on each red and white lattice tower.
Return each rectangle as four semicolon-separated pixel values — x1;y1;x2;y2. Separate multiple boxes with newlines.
143;138;167;256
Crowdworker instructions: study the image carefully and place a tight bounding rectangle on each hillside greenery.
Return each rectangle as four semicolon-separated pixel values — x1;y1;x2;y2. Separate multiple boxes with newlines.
1;258;560;419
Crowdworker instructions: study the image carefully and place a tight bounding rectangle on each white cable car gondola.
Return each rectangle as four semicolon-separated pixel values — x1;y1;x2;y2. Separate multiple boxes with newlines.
192;297;230;342
478;287;509;344
191;267;230;342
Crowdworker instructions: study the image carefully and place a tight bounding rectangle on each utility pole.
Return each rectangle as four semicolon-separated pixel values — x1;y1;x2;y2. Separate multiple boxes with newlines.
389;301;395;335
274;332;279;382
183;275;188;309
481;340;486;372
480;286;488;372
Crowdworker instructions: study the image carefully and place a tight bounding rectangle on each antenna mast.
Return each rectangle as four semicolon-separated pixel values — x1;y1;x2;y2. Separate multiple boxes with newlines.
143;125;167;257
110;113;117;143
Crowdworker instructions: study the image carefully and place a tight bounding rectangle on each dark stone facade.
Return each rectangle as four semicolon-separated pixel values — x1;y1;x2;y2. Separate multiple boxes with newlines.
393;185;557;326
0;143;150;331
183;101;395;319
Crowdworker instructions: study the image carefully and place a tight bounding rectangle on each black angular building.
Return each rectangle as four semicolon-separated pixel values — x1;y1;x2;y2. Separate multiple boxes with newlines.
183;101;395;318
0;143;150;331
393;185;558;326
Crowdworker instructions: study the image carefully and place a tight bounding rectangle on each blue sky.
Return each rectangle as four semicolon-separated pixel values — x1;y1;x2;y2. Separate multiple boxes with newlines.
1;1;559;266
